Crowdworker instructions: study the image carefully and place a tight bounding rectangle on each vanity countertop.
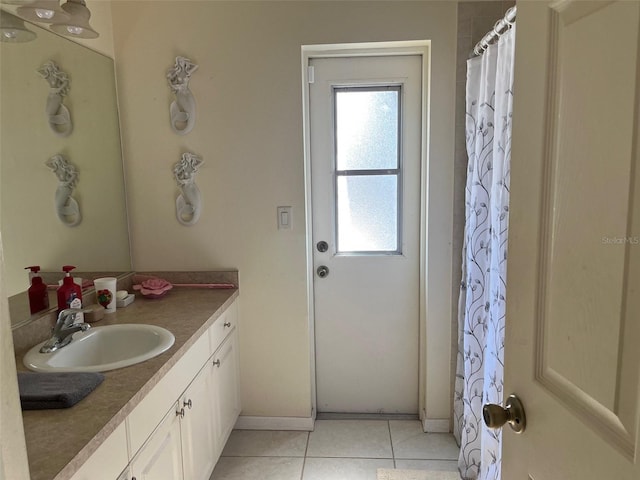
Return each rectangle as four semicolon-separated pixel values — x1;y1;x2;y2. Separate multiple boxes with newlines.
14;286;239;480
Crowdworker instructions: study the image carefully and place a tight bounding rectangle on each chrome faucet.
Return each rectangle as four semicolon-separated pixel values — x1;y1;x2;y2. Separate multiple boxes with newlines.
40;308;91;353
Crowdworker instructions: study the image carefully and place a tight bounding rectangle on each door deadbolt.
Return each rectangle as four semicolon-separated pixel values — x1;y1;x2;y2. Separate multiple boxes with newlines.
317;265;329;278
317;241;328;253
483;394;526;434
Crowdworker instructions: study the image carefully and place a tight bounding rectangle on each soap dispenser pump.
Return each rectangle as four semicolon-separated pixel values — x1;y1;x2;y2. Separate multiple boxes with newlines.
25;266;49;315
56;265;83;313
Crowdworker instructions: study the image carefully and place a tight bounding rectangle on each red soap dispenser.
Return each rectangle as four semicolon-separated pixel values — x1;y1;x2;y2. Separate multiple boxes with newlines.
56;265;83;313
25;266;49;315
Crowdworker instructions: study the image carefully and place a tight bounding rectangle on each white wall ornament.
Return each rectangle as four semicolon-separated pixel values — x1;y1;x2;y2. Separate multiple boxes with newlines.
173;152;203;226
37;61;73;137
167;56;198;135
46;154;81;227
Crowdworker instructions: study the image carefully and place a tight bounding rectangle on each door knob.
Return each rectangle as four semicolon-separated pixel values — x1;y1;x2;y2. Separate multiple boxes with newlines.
317;265;329;278
317;241;328;252
483;394;526;434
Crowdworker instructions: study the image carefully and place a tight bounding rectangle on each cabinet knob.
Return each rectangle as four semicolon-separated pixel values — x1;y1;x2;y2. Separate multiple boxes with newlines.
176;407;185;419
213;359;221;367
183;398;193;409
223;321;231;328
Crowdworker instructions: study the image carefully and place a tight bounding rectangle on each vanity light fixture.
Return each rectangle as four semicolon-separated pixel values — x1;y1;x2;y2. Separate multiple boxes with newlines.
17;0;70;24
0;10;36;43
49;0;98;39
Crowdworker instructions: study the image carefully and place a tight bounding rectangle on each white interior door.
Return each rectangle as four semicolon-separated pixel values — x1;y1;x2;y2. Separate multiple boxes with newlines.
502;1;640;478
309;55;422;414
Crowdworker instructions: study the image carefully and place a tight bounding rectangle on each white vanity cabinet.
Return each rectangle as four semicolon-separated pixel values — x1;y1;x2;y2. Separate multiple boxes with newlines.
69;297;240;480
212;328;241;451
129;403;184;480
130;299;240;480
126;371;218;480
179;360;217;480
172;326;241;480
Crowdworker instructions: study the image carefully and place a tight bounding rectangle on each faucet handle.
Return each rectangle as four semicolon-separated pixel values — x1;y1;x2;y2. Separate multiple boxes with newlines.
57;308;91;325
58;307;91;316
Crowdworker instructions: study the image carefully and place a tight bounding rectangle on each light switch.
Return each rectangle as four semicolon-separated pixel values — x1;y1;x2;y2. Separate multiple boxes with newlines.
277;206;292;230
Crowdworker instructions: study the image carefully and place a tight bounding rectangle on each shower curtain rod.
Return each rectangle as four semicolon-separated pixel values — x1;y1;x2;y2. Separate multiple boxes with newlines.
472;6;517;56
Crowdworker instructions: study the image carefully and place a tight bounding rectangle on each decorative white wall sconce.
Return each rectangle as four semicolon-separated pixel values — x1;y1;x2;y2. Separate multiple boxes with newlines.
173;152;203;226
167;56;198;135
38;61;73;137
46;154;81;227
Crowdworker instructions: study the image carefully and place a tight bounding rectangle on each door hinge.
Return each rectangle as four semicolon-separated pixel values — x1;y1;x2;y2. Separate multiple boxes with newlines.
307;66;315;84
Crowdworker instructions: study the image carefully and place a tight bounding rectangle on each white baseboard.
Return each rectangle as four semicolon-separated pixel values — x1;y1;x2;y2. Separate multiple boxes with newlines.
234;415;315;431
422;417;450;433
235;414;445;432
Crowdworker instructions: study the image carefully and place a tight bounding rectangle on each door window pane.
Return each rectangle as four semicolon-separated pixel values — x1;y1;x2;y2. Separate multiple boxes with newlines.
336;175;398;252
335;88;399;171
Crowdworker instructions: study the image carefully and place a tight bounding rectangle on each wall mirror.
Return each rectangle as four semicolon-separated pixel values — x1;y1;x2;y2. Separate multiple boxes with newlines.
0;10;131;329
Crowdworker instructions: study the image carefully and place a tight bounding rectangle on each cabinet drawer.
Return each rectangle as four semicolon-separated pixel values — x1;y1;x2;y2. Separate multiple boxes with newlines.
71;422;128;480
209;299;237;353
128;331;210;456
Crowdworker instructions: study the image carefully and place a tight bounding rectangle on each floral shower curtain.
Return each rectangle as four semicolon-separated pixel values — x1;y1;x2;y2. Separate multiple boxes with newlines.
453;25;516;480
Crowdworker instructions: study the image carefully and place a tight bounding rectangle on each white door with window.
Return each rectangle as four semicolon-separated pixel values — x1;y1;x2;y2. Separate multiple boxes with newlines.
500;1;640;478
309;55;422;414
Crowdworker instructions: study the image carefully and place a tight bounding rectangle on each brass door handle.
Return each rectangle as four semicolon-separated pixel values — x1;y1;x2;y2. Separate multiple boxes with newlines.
483;394;526;434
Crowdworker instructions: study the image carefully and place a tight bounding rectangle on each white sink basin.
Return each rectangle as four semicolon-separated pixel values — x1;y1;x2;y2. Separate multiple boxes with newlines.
24;324;175;373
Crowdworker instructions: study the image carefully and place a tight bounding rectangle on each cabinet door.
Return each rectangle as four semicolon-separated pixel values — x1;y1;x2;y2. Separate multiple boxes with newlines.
130;403;184;480
212;328;241;450
180;361;217;480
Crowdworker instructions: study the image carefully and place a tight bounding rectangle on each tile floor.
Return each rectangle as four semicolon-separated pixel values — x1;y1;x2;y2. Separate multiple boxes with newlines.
210;420;459;480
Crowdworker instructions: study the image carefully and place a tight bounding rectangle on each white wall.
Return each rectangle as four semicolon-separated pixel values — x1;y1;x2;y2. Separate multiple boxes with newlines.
111;0;457;418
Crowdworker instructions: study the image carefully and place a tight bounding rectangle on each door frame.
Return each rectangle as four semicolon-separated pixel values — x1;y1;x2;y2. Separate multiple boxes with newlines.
301;41;454;431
